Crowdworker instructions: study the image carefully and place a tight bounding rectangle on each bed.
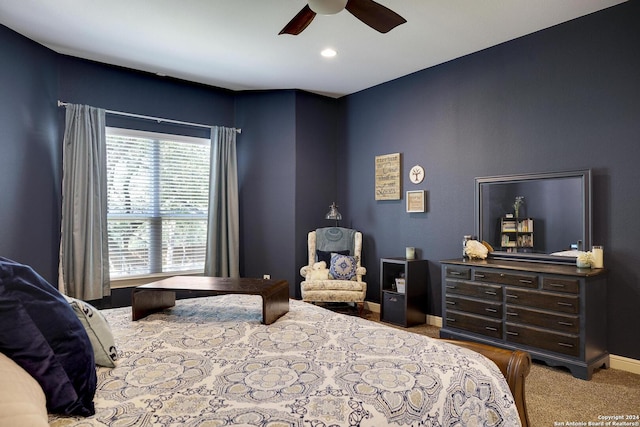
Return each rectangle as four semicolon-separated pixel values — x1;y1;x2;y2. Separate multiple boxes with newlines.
44;294;530;427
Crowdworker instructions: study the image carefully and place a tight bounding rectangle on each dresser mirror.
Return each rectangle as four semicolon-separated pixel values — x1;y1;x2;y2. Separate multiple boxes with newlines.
475;169;592;263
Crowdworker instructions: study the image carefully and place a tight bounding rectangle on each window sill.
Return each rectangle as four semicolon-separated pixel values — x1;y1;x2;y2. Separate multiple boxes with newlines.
110;270;204;289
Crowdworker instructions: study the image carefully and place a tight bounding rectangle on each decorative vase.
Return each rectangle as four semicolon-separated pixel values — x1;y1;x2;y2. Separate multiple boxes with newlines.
576;251;593;268
576;259;590;268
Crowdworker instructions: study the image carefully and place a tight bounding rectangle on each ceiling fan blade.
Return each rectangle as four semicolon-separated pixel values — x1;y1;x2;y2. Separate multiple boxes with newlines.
345;0;406;33
279;5;317;35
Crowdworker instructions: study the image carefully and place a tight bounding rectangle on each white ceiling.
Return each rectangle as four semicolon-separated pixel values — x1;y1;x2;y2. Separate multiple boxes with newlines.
0;0;626;98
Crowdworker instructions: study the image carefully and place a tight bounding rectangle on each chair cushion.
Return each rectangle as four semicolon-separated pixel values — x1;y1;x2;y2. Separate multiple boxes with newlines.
329;254;358;280
301;279;366;292
316;249;349;266
0;257;96;416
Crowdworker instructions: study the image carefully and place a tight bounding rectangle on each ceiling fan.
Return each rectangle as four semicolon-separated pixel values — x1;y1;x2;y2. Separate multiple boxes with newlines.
279;0;406;35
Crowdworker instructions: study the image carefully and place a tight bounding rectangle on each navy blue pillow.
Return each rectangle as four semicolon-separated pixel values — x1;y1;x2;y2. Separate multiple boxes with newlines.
316;249;349;267
0;257;96;416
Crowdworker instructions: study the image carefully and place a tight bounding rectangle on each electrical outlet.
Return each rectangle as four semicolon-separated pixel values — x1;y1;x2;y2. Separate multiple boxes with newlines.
263;274;270;280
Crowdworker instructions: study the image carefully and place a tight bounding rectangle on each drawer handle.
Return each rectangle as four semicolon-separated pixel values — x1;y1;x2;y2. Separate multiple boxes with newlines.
484;290;497;296
485;326;498;331
506;331;519;336
475;273;485;278
485;308;498;313
558;342;574;348
449;271;461;276
446;301;457;305
506;312;519;317
519;279;533;284
446;318;456;322
506;294;519;299
446;285;457;289
557;302;573;307
558;321;574;326
547;283;566;288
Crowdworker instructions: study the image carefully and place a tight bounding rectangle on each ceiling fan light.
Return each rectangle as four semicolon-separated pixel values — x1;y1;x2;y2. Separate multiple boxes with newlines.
321;48;337;57
308;0;348;15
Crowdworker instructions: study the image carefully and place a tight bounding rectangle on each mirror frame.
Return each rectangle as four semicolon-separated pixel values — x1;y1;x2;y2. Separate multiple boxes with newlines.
475;169;592;264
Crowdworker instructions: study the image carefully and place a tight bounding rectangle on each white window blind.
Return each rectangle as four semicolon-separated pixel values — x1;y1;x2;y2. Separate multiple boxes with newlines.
106;128;210;278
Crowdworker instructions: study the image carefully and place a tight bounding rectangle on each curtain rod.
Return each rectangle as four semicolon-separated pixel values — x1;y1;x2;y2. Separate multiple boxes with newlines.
57;101;241;133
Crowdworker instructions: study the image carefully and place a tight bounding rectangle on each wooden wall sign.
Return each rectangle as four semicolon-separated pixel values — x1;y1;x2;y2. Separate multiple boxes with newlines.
375;153;401;200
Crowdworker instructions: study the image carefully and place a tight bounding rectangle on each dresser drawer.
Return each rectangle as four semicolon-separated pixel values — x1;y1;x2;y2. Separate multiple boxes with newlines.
445;281;501;302
475;270;537;288
506;324;579;357
381;292;405;325
445;266;471;280
445;295;502;319
505;288;579;314
505;306;579;334
542;277;579;294
445;311;502;339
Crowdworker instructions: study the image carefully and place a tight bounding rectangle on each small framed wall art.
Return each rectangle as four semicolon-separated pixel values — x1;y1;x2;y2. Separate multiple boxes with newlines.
406;190;426;213
409;165;425;184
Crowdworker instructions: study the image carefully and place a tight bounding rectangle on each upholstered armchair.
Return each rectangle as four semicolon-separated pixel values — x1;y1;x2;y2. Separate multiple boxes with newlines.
300;227;367;314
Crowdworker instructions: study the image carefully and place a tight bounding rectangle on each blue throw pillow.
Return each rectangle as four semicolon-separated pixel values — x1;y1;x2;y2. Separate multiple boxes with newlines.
329;253;358;280
0;257;96;416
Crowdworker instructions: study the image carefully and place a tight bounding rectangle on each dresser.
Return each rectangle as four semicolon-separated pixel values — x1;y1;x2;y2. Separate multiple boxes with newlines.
440;258;608;380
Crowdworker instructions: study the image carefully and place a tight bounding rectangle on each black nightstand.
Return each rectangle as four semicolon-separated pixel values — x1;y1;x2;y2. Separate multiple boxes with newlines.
379;258;429;327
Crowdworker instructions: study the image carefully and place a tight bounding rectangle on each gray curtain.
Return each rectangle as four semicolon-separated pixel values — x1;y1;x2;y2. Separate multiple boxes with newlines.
59;104;110;300
204;126;239;277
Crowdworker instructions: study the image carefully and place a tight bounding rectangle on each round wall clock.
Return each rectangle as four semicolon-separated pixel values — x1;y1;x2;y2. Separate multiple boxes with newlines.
409;165;425;184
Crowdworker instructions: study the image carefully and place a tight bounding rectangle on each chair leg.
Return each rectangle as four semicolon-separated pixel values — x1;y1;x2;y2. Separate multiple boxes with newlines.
356;302;364;316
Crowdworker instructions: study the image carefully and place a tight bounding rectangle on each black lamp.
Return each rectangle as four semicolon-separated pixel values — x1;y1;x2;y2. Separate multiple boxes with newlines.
324;202;342;226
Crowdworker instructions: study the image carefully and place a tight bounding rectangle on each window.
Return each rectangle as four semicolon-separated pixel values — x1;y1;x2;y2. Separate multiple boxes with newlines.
106;127;210;278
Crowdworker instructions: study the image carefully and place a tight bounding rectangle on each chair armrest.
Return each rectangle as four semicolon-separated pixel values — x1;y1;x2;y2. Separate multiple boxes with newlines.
300;265;310;279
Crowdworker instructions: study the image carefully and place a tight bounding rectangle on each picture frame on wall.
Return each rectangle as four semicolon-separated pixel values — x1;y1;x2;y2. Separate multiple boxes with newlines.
406;190;426;213
375;153;401;200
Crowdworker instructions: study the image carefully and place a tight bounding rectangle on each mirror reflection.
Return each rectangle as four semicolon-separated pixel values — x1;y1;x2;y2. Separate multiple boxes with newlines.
476;170;591;262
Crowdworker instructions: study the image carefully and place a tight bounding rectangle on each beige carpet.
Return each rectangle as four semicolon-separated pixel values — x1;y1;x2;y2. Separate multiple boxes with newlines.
351;308;640;427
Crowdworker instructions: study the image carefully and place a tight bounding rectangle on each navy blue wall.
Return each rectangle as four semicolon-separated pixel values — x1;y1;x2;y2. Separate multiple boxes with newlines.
294;92;340;299
235;90;297;291
58;55;236;137
0;25;59;282
340;1;640;358
235;90;339;297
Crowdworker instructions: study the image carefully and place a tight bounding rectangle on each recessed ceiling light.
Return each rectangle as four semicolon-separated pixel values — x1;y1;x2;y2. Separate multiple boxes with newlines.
321;48;337;58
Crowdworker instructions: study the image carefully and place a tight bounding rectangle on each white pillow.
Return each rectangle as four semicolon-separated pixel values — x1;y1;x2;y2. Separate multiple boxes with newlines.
0;352;48;426
65;296;118;367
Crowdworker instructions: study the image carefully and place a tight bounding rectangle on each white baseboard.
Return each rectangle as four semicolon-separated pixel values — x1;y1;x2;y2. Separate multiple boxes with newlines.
363;303;640;375
610;354;640;375
364;301;380;313
427;315;443;328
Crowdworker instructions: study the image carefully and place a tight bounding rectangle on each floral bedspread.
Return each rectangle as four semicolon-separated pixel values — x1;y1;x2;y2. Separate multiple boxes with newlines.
49;295;521;426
